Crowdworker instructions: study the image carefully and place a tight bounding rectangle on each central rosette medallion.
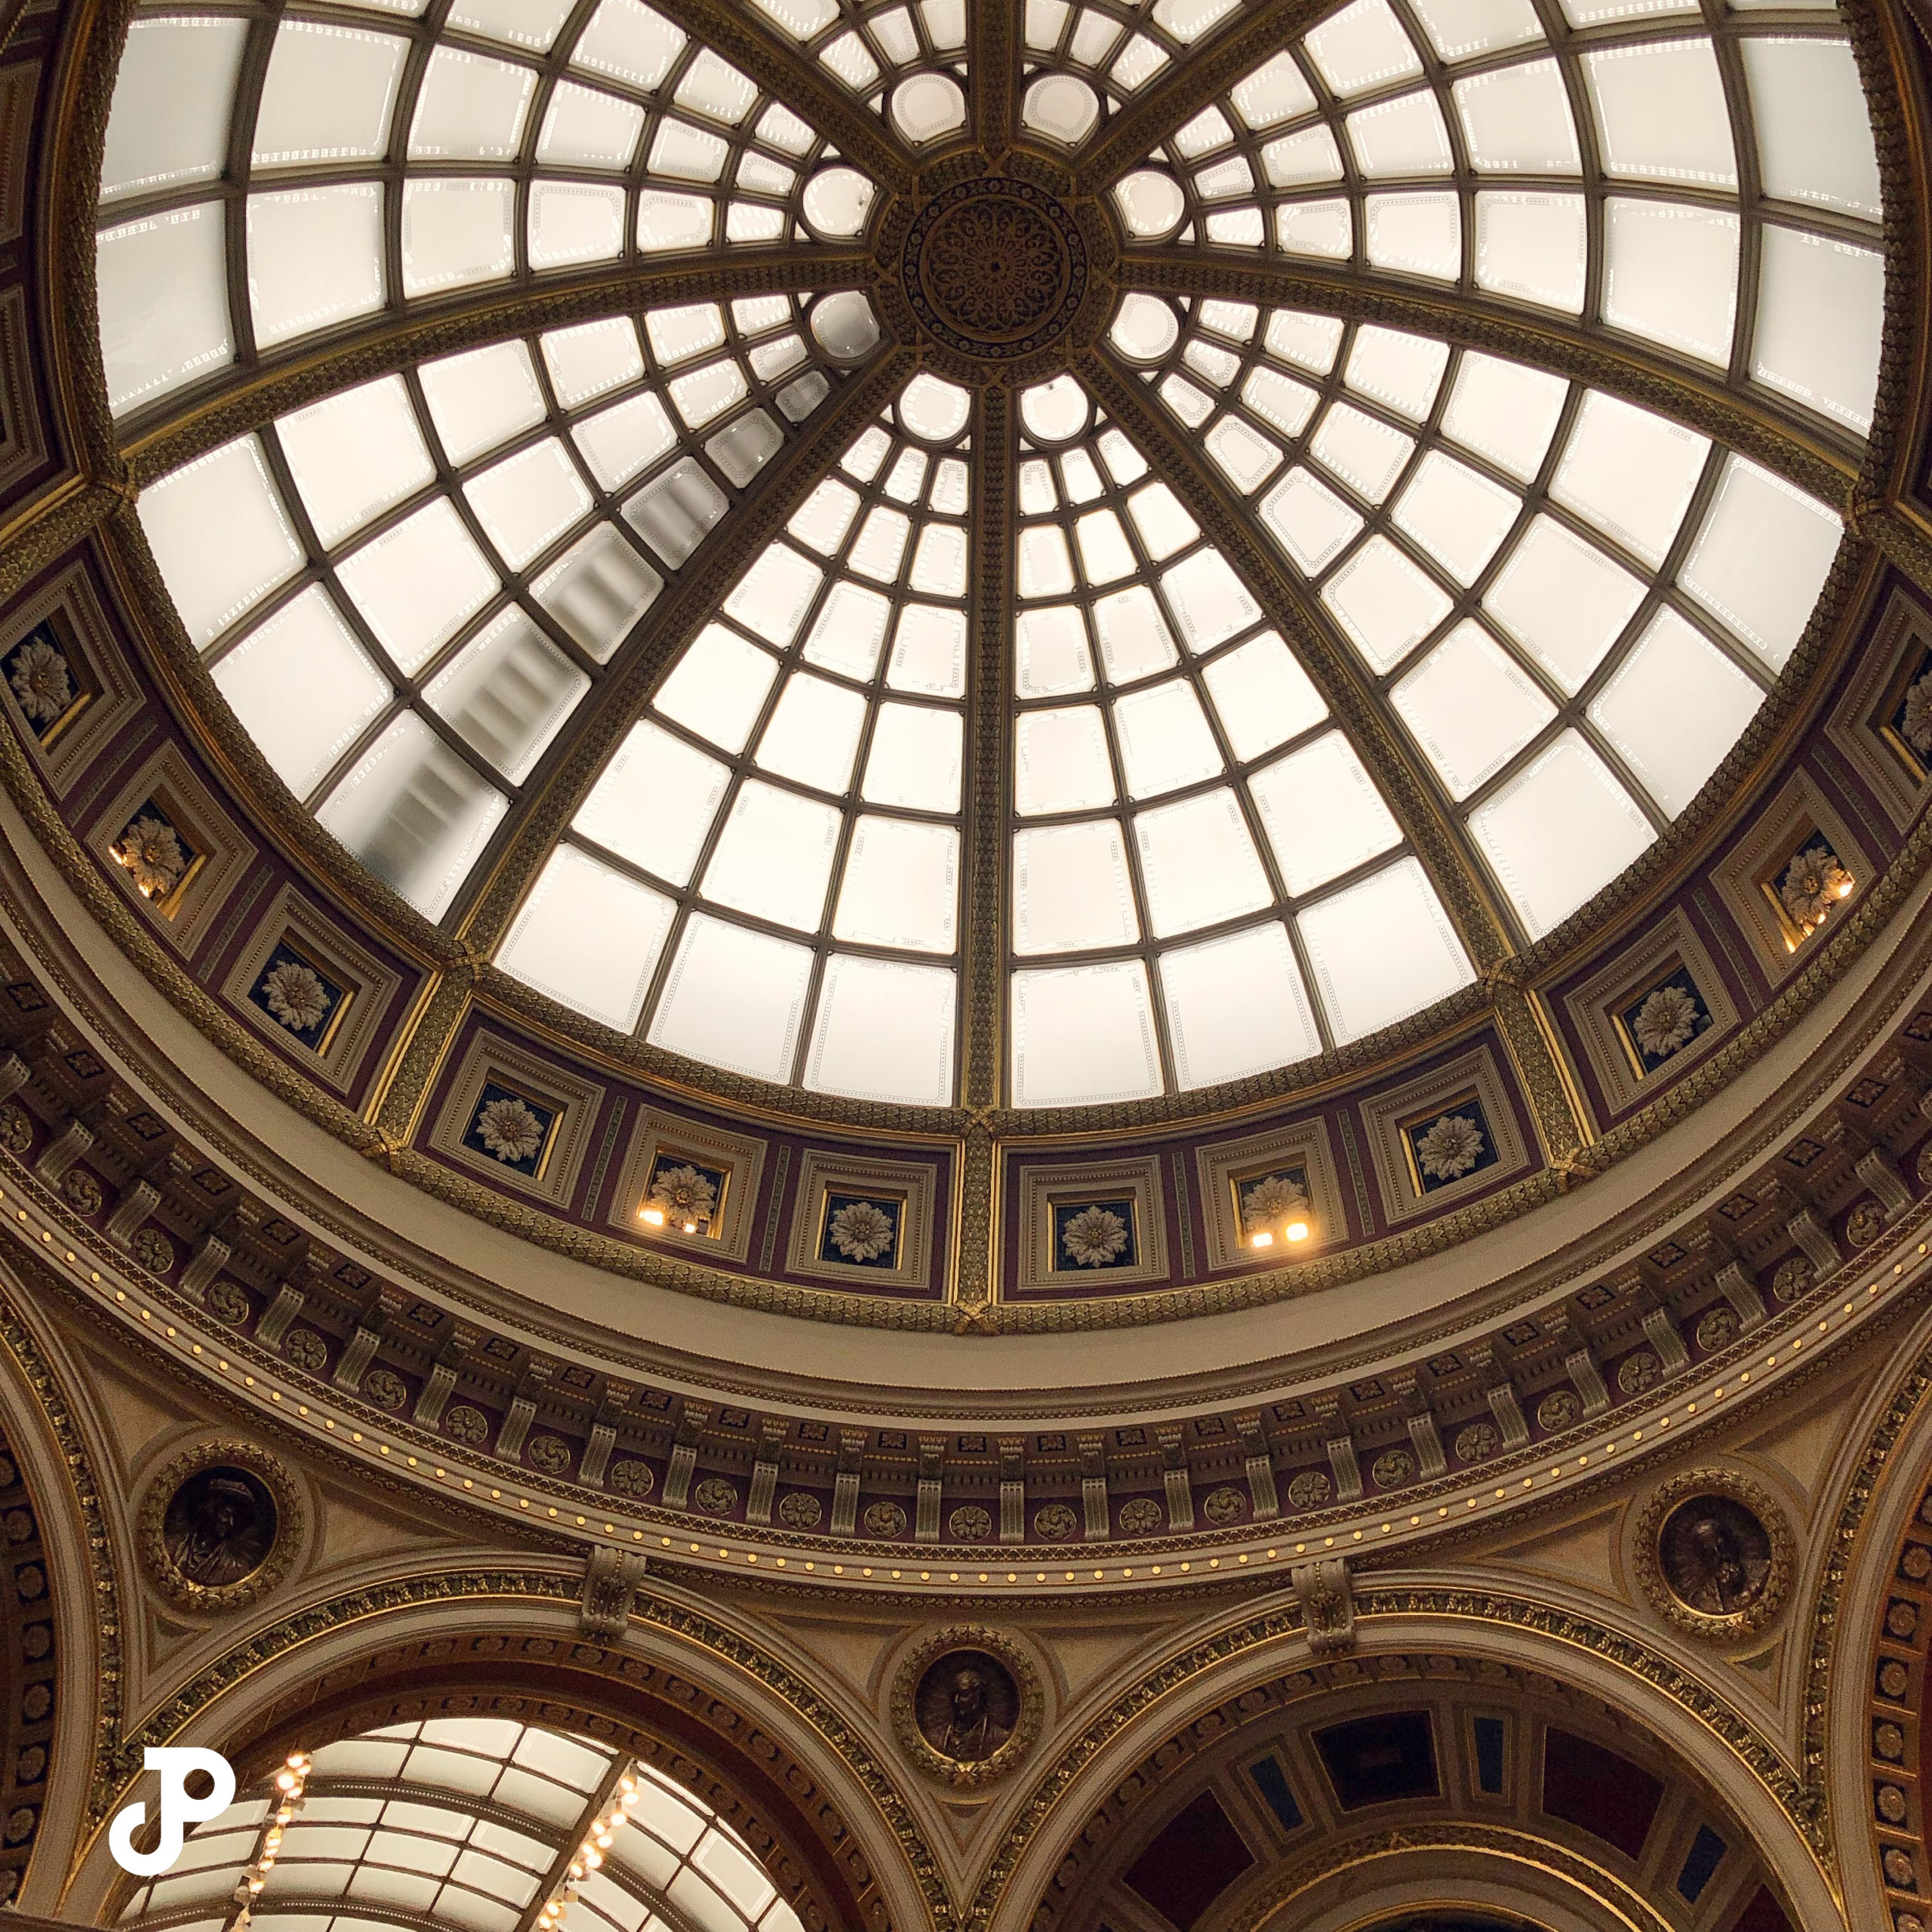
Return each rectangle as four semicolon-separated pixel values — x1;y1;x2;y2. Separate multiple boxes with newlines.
901;177;1088;362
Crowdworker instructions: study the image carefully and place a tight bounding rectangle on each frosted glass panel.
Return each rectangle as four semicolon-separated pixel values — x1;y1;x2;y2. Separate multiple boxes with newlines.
1584;41;1735;186
497;845;674;1031
401;180;517;295
1112;680;1223;798
464;439;595;568
1321;537;1453;672
421;343;546;464
755;672;867;792
1469;731;1654;937
211;588;391;800
1483;516;1644;693
649;915;814;1082
1474;193;1586;314
423;608;589;782
700;781;841;931
97;206;233;414
278;376;433;548
318;712;507;920
1588;608;1763;816
1203;632;1327;760
1250;732;1401;894
532;527;661;661
1011;962;1162;1106
410;48;535;159
1017;707;1115;814
1160;922;1322;1088
101;17;248;198
1134;789;1272;937
1390;621;1555;799
654;625;778;752
1680;457;1841;671
1602;200;1739;367
1744;37;1881;219
138;437;302;650
1295;858;1473;1042
807;957;956;1104
1391;451;1518;586
336;501;497;674
253;21;407;165
248;186;386;346
1549;392;1708;568
1752;228;1883;431
573;720;728;885
1441;354;1567;481
863;705;963;813
1013;820;1137;953
1453;60;1578;172
832;817;958;952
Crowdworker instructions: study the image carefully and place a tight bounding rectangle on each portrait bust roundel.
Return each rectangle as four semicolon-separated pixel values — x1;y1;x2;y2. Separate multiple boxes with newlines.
139;1441;301;1611
915;1647;1021;1764
162;1465;278;1589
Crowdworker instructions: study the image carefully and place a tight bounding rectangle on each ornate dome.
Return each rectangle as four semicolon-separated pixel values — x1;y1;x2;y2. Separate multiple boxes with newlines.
95;0;1885;1111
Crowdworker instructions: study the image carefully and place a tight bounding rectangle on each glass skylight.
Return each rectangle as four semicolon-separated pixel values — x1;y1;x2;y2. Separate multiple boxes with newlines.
112;0;1880;1113
140;294;865;919
1114;298;1835;943
116;1718;803;1932
1121;0;1884;430
96;2;861;415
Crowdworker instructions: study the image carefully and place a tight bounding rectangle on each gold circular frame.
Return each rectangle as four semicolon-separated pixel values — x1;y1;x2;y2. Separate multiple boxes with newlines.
890;1623;1043;1789
137;1439;303;1614
1632;1467;1794;1643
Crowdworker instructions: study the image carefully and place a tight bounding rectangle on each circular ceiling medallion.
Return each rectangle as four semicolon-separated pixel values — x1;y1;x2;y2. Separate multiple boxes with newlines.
891;1623;1043;1787
137;1440;302;1613
903;178;1087;361
1632;1467;1793;1642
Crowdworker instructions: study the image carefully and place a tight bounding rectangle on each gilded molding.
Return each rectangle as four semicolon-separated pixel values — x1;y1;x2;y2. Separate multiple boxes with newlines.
1218;1823;1675;1932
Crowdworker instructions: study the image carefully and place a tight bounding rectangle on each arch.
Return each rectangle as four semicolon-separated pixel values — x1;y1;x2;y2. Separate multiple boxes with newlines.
976;1592;1835;1932
57;1580;933;1932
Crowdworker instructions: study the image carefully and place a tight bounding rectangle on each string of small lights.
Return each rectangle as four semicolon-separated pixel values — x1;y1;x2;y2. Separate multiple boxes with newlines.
534;1762;646;1932
227;1750;310;1930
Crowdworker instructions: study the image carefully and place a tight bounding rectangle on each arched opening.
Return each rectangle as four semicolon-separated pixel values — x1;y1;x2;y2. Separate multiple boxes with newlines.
115;1717;804;1932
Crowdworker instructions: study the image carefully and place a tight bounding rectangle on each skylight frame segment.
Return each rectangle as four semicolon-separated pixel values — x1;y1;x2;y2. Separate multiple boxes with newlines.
1125;296;1799;948
168;294;859;930
94;0;869;425
543;383;973;1097
1122;1;1883;444
747;0;972;147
